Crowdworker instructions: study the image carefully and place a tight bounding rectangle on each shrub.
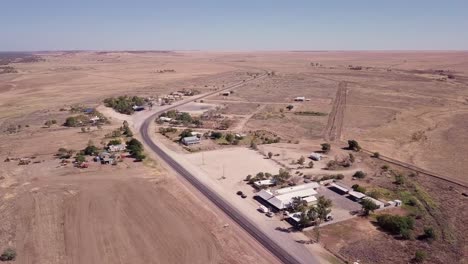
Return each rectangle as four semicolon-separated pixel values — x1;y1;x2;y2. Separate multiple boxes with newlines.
225;133;234;143
297;156;305;165
414;250;427;263
423;227;436;241
321;143;331;153
373;152;380;158
353;171;366;179
268;152;273;159
179;129;193;139
0;248;16;261
376;214;414;236
108;139;122;146
103;95;145;115
395;174;405;185
352;184;366;193
308;161;314;168
211;131;223;139
381;165;389;171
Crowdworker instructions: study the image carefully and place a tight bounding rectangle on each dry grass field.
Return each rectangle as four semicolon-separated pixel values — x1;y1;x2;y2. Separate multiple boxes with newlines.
1;51;467;263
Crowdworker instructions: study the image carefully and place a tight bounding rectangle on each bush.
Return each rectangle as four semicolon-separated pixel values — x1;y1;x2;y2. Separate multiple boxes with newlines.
352;184;366;193
308;161;314;168
83;145;99;156
362;199;379;215
179;129;193;139
414;250;427;263
211;131;223;139
347;140;361;151
225;133;234;143
0;248;16;261
268;152;273;159
376;214;414;236
353;171;366;179
108;139;122;146
423;227;436;241
335;174;344;180
103;95;145;115
373;152;380;158
395;174;405;185
297;156;305;165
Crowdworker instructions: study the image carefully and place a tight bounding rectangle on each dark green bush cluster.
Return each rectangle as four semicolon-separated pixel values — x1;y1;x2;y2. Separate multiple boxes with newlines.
126;138;145;161
104;95;145;115
376;214;414;238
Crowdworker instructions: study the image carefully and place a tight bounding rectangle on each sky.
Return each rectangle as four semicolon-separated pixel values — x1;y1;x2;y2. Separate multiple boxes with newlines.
1;0;467;51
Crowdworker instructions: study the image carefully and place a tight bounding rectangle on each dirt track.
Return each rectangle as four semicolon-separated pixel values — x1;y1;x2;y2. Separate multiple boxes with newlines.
323;81;347;141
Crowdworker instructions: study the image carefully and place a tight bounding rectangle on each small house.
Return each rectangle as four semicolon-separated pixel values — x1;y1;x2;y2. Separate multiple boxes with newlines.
181;136;201;146
328;183;349;194
108;144;126;152
159;116;172;122
253;179;276;189
132;105;145;111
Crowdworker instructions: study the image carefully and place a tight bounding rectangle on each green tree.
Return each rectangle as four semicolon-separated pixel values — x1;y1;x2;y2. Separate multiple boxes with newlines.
107;139;122;146
75;154;86;164
362;199;379;216
352;184;367;193
321;143;331;153
395;174;405;185
83;145;99;156
179;129;193;139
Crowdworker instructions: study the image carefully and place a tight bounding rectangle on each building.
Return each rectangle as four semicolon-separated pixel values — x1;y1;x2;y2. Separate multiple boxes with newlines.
256;182;319;210
328;183;349;195
181;136;201;146
108;144;126;152
253;179;276;188
348;191;367;201
362;197;385;209
309;153;323;161
294;96;306;102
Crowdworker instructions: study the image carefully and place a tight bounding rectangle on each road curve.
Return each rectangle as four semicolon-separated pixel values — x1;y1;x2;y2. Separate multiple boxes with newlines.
140;75;315;264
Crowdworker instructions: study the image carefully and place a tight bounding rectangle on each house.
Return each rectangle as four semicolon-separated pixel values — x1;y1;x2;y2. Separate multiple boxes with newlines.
294;96;306;102
348;191;367;201
256;182;319;210
362;197;385;209
181;136;200;146
309;153;322;161
108;144;126;152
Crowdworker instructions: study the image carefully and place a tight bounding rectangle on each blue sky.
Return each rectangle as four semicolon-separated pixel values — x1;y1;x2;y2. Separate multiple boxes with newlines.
2;0;467;51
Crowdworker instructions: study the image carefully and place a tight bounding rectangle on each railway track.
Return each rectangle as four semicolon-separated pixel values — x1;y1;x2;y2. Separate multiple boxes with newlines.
323;82;347;141
360;148;468;188
140;73;315;264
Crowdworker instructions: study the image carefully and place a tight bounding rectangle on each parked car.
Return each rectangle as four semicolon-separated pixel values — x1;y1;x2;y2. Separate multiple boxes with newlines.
258;205;269;213
266;211;274;217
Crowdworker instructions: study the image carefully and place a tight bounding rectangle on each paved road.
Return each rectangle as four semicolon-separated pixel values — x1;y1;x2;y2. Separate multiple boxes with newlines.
140;75;319;264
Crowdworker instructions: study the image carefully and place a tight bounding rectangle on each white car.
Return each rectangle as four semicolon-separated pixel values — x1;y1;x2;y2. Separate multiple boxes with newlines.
258;205;269;213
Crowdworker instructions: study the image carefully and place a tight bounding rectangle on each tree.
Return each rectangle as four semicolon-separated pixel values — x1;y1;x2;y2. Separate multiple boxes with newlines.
347;140;361;151
414;250;427;263
321;143;331;153
134;152;146;161
373;152;380;158
0;248;16;261
349;153;355;163
179;129;193;140
297;156;305;165
362;199;379;216
211;131;223;139
376;214;414;236
273;168;291;184
308;161;314;168
127;138;144;154
108;139;122;146
286;105;294;111
83;145;99;156
290;197;308;213
315;196;332;221
268;152;273;159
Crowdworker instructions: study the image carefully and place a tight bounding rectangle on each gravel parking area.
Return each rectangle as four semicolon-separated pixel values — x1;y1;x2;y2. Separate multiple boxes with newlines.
316;186;362;225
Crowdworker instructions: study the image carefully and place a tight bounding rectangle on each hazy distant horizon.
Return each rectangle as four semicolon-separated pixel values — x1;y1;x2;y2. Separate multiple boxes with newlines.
2;0;467;51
